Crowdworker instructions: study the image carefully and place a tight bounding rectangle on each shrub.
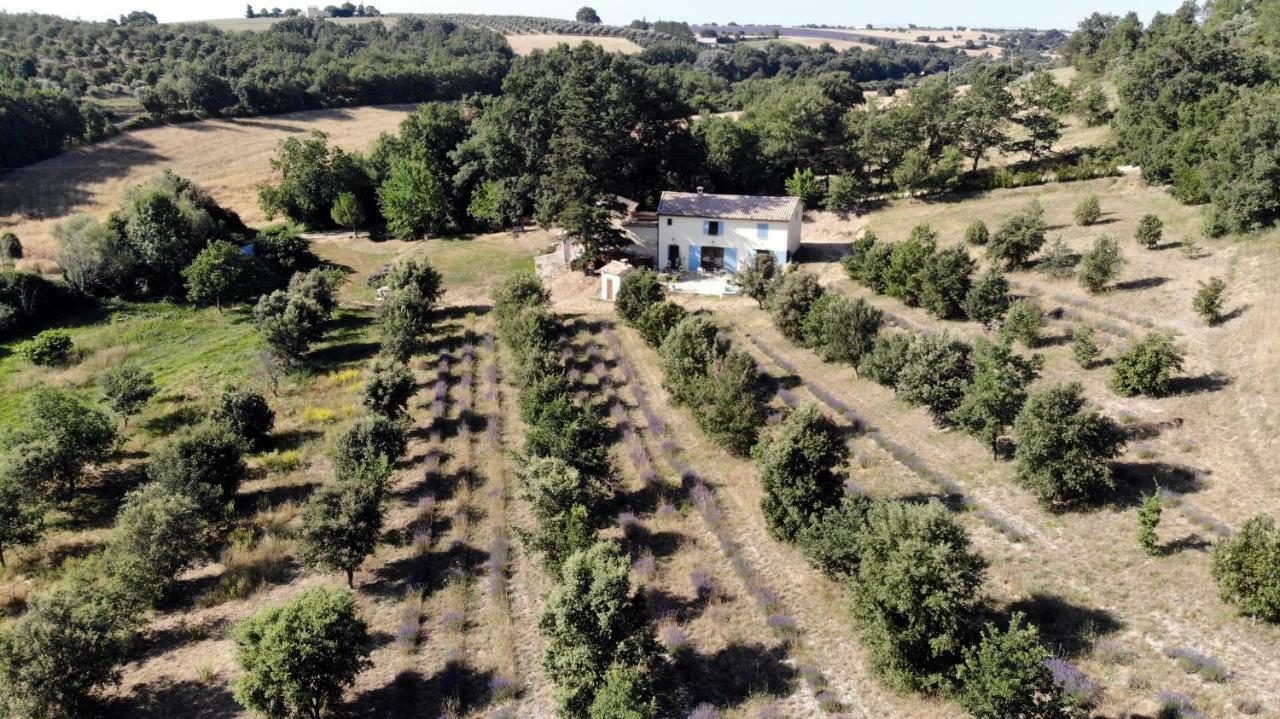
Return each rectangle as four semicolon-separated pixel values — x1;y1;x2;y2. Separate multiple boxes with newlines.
110;483;209;599
963;267;1011;324
517;457;607;572
332;416;405;480
766;269;823;343
896;333;973;424
956;614;1068;719
1073;195;1101;226
148;423;248;512
590;660;661;719
298;477;384;587
988;201;1046;269
1137;492;1162;555
950;338;1041;457
329;191;365;235
100;364;157;426
615;268;664;326
785;167;824;208
1071;324;1100;368
1211;514;1280;622
658;315;725;406
539;541;664;718
1000;298;1045;347
210;387;275;448
1110;332;1185;397
635;300;686;347
754;403;849;542
1077;235;1124;293
964;220;990;245
1135;214;1163;248
1193;277;1226;325
252;224;318;278
858;332;912;388
1013;383;1124;509
0;232;20;263
361;356;415;418
21;329;73;366
233;587;372;719
692;349;769;456
851;499;986;693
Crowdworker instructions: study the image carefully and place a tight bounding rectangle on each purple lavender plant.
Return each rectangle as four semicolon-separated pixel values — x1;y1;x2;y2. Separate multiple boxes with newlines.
1044;658;1099;707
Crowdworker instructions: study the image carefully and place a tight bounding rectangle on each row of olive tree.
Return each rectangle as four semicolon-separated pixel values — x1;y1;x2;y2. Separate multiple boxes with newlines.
493;272;669;717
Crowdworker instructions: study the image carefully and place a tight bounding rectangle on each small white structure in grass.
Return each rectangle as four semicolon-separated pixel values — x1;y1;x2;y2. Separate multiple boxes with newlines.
599;260;635;301
656;188;802;273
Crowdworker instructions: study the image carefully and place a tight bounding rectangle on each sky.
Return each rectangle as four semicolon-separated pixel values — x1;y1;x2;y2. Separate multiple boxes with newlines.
0;0;1185;32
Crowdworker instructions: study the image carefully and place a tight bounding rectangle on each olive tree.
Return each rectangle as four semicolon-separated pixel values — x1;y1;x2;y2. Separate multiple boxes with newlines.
1193;277;1226;325
1110;332;1185;397
1078;235;1124;293
298;477;384;587
1073;195;1101;226
615;268;665;326
539;541;664;718
517;457;608;572
0;473;44;567
100;364;157;427
956;614;1068;719
148;423;247;513
182;240;252;311
755;403;849;542
1135;214;1163;248
766;269;823;343
233;587;372;719
963;267;1011;324
636;300;686;347
851;499;986;693
988;201;1046;269
658;315;726;406
361;356;415;418
109;483;209;597
1013;383;1124;509
896;332;973;424
1000;298;1045;348
692;348;769;456
950;338;1041;457
1211;514;1280;622
807;295;884;369
738;251;777;308
210;387;275;449
5;386;117;498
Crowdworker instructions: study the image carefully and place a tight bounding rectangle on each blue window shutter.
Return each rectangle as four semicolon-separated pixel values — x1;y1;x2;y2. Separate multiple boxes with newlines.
702;220;709;235
758;223;768;239
688;245;700;272
724;247;737;273
773;250;787;267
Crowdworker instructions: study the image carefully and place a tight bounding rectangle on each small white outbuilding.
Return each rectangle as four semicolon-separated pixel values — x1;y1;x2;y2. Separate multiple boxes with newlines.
599;260;635;301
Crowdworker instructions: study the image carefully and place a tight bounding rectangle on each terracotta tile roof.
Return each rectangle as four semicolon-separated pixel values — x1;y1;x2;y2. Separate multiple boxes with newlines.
657;191;801;222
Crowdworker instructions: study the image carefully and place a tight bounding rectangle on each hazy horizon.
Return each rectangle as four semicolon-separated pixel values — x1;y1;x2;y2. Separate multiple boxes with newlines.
0;0;1187;32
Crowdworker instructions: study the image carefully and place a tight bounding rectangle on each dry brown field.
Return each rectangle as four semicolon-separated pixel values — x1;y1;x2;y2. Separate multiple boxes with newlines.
0;105;418;262
504;33;643;55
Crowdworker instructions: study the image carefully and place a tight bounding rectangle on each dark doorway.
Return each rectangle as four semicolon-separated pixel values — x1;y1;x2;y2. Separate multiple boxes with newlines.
667;244;680;271
701;246;725;272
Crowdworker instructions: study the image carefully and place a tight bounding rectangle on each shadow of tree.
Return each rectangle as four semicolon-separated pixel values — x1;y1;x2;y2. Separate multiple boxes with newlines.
343;662;498;718
1007;593;1122;658
1168;372;1230;396
676;641;797;710
104;677;240;719
1113;276;1170;292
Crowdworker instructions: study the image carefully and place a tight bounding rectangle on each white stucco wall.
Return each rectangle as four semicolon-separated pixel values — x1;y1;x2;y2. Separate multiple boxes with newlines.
656;213;800;272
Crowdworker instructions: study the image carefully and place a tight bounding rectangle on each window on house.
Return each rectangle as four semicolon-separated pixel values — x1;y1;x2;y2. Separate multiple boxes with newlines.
705;220;720;236
666;218;672;225
757;223;769;239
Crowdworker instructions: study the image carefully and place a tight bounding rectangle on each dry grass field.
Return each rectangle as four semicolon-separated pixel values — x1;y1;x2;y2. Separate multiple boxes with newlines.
503;33;643;55
775;35;879;51
0;105;417;262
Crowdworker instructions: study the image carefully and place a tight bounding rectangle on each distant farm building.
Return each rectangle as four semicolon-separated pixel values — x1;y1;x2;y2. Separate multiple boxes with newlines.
655;190;802;273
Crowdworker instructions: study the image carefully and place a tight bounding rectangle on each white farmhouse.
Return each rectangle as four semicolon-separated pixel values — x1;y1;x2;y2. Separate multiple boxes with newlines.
656;190;802;273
